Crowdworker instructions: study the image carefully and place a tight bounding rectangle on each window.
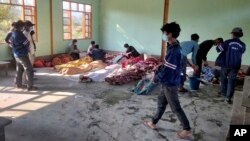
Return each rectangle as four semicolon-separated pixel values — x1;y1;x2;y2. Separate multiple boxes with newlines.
0;0;37;42
63;1;92;40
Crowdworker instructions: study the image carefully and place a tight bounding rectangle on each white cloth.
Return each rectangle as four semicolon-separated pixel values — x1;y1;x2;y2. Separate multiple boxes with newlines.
87;45;93;54
84;64;121;82
23;30;35;55
28;53;35;65
186;67;194;77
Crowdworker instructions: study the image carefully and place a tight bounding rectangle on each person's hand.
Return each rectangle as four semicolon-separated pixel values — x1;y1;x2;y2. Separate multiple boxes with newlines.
192;65;199;70
203;61;208;66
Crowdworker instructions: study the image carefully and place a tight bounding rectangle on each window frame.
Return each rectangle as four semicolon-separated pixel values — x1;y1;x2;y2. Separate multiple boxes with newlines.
0;0;38;43
62;1;92;40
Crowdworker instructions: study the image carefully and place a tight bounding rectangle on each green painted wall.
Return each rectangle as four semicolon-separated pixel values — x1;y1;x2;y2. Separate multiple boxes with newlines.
168;0;250;65
100;0;165;55
0;0;99;61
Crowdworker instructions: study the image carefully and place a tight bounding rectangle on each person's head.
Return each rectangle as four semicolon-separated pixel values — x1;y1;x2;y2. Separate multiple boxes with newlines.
95;44;99;49
11;22;16;28
91;41;95;45
231;27;243;38
214;38;224;46
161;22;181;43
72;39;77;46
10;22;16;31
24;20;35;31
124;43;129;48
14;20;25;31
191;33;199;42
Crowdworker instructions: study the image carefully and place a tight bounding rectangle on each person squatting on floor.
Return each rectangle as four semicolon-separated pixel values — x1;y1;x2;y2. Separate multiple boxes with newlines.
143;22;192;139
215;27;246;104
11;20;35;91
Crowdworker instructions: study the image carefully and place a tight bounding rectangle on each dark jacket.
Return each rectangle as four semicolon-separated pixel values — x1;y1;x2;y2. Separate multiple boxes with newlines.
126;46;140;58
215;38;245;70
196;40;214;61
11;31;30;58
154;43;182;86
90;48;106;61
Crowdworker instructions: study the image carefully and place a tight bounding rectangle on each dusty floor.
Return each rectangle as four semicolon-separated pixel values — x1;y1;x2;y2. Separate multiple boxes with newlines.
0;68;234;141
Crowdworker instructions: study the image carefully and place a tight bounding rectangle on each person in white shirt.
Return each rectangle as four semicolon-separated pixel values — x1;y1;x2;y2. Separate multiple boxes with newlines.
87;40;95;54
23;20;36;66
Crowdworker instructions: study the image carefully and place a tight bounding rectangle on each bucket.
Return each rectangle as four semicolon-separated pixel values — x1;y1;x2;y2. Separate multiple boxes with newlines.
189;76;200;90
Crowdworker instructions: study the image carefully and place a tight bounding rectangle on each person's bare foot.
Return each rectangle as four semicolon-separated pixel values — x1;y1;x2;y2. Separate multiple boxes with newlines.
143;120;156;130
177;130;192;139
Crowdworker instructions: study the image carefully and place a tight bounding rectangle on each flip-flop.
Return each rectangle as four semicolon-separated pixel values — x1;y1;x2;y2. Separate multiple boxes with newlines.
143;120;156;130
16;85;27;89
27;86;38;91
176;131;192;139
179;88;188;93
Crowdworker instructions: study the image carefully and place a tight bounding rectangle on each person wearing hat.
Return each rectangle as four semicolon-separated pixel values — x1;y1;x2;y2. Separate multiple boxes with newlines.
11;20;35;91
215;27;246;104
23;20;36;66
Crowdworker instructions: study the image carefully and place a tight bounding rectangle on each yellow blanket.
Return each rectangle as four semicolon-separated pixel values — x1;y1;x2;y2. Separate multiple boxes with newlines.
55;56;107;75
54;56;93;71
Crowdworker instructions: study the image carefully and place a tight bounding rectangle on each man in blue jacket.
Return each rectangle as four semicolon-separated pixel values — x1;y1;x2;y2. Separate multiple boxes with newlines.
215;27;246;104
144;22;192;139
11;20;35;91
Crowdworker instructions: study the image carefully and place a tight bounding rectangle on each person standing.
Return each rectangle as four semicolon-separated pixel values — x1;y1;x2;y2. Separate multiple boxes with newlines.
179;33;199;92
23;20;36;66
196;38;223;75
5;22;16;62
11;20;35;91
143;22;192;139
215;27;246;104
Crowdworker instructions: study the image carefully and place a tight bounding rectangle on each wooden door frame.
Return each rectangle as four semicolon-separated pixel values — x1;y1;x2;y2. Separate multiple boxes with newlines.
50;0;54;55
161;0;169;60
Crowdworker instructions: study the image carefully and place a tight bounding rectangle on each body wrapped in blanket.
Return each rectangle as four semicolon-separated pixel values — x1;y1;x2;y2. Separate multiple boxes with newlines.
105;57;160;85
54;56;107;75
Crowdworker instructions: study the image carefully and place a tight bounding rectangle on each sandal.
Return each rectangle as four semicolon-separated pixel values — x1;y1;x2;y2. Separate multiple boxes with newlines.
179;88;188;93
177;130;192;139
27;86;38;91
16;85;27;89
143;120;156;130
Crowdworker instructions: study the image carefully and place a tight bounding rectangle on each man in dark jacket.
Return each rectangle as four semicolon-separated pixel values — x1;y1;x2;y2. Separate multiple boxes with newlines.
215;27;246;104
11;20;35;91
123;44;140;58
89;45;106;61
5;22;16;61
196;38;223;75
143;22;192;139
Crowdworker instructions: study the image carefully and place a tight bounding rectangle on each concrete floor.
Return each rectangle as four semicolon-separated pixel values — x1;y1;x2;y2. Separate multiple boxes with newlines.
0;68;234;141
